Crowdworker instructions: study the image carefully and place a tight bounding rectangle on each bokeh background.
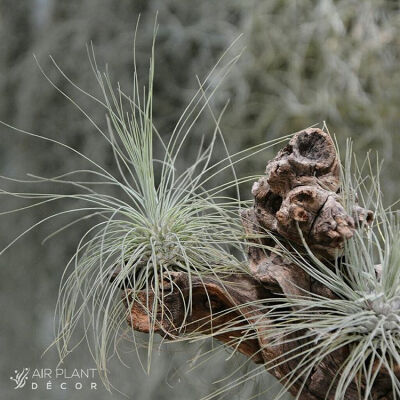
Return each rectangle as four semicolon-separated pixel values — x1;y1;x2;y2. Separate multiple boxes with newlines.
1;1;399;399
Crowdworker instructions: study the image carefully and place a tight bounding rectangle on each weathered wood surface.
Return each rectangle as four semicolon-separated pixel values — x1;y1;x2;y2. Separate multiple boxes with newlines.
121;129;393;399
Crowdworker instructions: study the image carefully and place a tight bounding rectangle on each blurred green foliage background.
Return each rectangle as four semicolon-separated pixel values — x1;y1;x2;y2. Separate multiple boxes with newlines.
1;1;399;399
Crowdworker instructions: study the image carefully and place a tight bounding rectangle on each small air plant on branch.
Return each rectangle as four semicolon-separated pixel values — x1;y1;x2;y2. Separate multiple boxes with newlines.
249;143;400;399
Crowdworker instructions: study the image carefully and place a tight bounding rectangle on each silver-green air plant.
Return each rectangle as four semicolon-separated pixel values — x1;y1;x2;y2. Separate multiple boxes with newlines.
0;27;292;388
249;141;400;399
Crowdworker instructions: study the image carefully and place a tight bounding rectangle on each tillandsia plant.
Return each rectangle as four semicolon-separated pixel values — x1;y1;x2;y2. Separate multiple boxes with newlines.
0;24;293;388
241;141;400;399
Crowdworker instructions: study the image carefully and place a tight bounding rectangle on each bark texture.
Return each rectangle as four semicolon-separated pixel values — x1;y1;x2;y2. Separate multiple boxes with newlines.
122;128;392;399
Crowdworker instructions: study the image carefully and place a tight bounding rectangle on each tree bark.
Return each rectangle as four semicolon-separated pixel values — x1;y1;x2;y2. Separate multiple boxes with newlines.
121;129;394;399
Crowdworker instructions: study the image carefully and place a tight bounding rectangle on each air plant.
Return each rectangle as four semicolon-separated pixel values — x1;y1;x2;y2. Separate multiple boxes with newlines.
247;141;400;399
0;24;294;388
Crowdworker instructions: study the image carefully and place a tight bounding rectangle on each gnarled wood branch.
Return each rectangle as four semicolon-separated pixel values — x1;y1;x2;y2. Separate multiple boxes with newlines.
120;128;391;399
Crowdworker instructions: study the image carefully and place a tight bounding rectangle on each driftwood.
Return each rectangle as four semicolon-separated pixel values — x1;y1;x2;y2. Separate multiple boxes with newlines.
120;128;393;399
